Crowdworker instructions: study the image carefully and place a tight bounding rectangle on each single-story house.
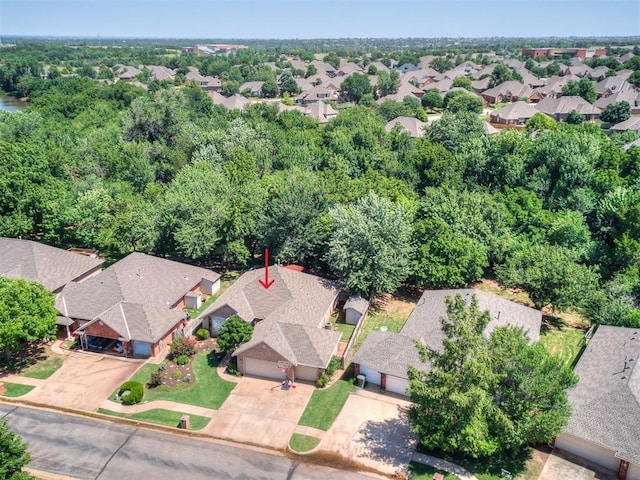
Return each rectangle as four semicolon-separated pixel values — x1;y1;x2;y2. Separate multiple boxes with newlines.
611;117;640;134
0;237;105;338
352;289;542;396
344;295;370;325
594;90;640;113
303;101;338;124
489;101;537;126
535;95;601;122
384;116;427;138
0;237;104;294
481;81;534;105
56;252;220;357
221;93;251;111
198;266;341;382
555;325;640;480
239;81;265;97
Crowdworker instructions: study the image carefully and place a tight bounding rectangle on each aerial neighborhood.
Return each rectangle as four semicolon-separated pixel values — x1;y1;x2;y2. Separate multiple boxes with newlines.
1;34;640;480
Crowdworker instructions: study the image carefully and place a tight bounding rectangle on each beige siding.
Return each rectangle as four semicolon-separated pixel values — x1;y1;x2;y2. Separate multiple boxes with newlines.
359;364;381;386
628;461;640;480
555;433;619;472
295;365;319;382
386;375;409;396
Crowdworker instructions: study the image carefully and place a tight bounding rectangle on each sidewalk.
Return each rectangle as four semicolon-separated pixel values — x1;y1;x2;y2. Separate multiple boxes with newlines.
412;452;479;480
100;399;217;417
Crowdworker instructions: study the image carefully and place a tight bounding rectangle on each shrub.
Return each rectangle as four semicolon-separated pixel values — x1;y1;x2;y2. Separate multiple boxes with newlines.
195;328;210;340
170;335;197;358
325;356;341;377
316;373;330;388
183;375;191;383
148;371;162;387
118;381;143;405
158;362;166;371
176;354;189;366
172;371;182;380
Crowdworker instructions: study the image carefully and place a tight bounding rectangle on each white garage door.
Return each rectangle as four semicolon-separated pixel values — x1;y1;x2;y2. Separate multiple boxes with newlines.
628;462;640;480
359;364;381;387
555;433;619;472
244;358;286;380
386;375;409;396
295;365;318;382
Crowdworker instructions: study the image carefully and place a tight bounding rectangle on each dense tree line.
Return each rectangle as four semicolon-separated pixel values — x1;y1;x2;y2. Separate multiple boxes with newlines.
1;46;640;328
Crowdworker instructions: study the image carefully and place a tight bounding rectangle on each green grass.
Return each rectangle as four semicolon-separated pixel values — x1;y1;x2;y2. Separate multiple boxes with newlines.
298;378;356;431
408;462;459;479
539;317;586;369
21;356;64;379
118;351;236;409
98;408;210;430
1;382;35;397
333;322;356;341
289;433;321;452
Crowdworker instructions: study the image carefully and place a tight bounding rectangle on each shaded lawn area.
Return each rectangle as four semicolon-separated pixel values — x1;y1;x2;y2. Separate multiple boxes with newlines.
98;408;210;431
539;317;586;369
289;433;321;453
333;321;355;341
353;291;419;351
21;355;64;379
298;378;356;431
408;462;459;479
1;382;35;397
116;351;236;409
0;342;60;376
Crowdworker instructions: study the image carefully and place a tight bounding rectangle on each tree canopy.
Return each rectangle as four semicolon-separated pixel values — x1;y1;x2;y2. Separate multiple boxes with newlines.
0;419;33;480
216;315;253;353
408;294;577;459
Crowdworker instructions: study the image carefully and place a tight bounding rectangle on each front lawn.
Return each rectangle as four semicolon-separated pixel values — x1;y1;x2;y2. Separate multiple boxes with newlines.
1;382;35;397
98;408;210;430
117;350;236;409
21;355;64;379
408;462;459;479
298;378;355;430
289;433;321;452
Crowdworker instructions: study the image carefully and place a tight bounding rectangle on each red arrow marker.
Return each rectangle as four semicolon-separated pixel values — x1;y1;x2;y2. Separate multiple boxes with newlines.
258;248;275;289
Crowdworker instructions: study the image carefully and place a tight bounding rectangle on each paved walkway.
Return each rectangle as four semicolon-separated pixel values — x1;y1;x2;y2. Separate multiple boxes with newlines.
0;374;45;387
412;453;479;480
101;398;218;417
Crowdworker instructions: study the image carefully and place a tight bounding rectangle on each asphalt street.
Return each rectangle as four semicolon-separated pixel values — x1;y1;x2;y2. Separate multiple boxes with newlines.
0;404;378;480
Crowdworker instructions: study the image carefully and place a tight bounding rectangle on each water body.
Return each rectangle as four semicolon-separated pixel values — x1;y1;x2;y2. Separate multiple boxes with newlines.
0;94;27;112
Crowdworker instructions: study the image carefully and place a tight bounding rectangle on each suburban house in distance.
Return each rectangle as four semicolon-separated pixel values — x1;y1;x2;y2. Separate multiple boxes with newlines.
554;325;640;480
55;252;220;357
0;237;105;338
197;266;341;383
353;289;542;396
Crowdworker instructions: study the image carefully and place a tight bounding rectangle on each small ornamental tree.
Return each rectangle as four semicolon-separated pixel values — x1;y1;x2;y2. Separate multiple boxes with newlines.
0;277;57;361
169;335;197;358
216;315;253;353
0;419;32;480
600;101;631;124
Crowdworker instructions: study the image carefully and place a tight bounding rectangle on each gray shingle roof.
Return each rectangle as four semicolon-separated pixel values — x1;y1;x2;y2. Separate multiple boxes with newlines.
535;95;601;116
204;266;341;368
564;325;640;465
57;252;219;342
354;289;542;379
385;116;427;138
0;237;103;292
490;101;537;121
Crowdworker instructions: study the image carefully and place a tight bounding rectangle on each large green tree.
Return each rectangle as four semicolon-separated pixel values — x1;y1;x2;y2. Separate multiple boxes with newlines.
408;294;577;459
326;192;413;299
340;73;372;103
0;277;57;361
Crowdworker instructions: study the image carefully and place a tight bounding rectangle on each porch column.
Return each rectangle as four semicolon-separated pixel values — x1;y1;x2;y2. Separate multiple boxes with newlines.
353;363;360;377
618;460;629;480
380;373;387;392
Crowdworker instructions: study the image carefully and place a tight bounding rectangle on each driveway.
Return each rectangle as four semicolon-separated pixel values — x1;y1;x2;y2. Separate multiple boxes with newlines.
538;449;617;480
22;351;143;411
320;388;415;477
203;376;315;449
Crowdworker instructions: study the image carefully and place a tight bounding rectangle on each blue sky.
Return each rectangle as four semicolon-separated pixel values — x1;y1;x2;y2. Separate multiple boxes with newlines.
1;0;638;39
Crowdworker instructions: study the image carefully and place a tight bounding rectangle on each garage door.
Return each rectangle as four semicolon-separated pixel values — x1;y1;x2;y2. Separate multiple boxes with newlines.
133;341;152;357
244;358;286;380
386;375;409;396
555;433;619;472
628;462;640;480
295;365;318;382
359;364;381;387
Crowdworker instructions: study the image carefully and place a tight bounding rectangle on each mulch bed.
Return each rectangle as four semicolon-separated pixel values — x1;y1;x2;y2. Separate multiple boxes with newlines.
149;338;220;390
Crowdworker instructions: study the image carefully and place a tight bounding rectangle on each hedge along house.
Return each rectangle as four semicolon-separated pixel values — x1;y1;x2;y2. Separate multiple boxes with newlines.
352;289;542;396
198;266;341;383
0;237;104;339
55;252;220;357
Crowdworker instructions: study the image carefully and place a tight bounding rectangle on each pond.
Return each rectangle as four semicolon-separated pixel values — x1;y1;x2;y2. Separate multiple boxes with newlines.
0;95;27;112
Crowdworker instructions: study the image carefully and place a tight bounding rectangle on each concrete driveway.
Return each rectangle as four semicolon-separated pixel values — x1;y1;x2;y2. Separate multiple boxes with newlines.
23;351;143;411
320;389;415;477
538;450;617;480
203;376;315;449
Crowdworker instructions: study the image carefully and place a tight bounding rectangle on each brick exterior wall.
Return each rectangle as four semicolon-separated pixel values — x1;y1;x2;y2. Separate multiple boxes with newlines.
83;321;121;339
